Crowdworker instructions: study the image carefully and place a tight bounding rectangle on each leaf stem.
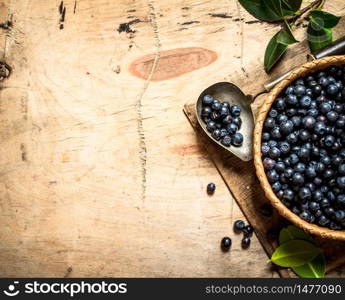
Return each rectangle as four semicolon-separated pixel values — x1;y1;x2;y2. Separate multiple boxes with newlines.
287;0;323;24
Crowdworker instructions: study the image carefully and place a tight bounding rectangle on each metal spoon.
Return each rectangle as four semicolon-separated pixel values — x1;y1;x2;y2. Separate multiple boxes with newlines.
196;82;254;161
196;36;345;161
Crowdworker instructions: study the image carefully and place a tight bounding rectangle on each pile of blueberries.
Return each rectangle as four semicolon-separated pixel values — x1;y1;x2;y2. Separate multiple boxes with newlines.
262;65;345;231
201;95;244;147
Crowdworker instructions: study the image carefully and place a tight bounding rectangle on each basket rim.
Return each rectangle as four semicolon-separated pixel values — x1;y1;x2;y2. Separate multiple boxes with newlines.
254;55;345;240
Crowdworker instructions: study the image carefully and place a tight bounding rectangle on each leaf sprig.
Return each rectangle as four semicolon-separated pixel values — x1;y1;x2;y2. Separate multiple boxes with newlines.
238;0;340;72
270;225;326;278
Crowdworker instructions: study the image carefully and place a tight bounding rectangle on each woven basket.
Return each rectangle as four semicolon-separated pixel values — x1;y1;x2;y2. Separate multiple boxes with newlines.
254;55;345;240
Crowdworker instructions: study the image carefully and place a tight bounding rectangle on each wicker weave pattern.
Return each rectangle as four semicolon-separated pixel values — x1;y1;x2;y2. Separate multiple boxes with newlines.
254;55;345;240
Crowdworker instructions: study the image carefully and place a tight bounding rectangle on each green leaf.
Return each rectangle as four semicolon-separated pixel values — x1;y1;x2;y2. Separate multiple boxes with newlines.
279;225;313;244
282;0;302;12
238;0;292;21
264;28;297;72
271;240;322;267
293;254;326;278
278;22;298;44
310;10;340;28
307;21;332;53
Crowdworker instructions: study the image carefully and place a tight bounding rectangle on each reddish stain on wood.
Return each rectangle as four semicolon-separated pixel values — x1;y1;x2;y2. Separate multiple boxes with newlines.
170;143;206;156
129;47;217;81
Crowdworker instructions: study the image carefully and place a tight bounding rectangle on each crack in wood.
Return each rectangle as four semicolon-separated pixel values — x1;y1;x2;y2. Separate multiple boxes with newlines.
135;0;161;203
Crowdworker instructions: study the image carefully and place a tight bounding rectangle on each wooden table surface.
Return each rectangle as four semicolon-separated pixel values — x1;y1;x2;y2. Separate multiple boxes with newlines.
0;0;345;277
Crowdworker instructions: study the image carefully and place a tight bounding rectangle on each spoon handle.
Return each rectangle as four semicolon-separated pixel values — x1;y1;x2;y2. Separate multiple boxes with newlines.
264;36;345;92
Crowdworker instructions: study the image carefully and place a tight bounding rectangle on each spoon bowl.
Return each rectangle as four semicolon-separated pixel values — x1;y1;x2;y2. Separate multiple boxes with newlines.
196;82;254;161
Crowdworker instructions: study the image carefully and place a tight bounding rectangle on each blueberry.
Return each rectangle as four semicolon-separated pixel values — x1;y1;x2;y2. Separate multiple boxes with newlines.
318;215;330;226
272;181;282;192
220;128;228;138
278;141;291;155
287;132;298;144
319;76;329;87
323;135;335;147
231;133;243;147
241;237;251;249
295;85;306;96
300;211;311;222
337;176;345;188
308;109;318;118
275;162;285;173
286;108;297;117
267;169;279;183
289;153;299;165
298;187;312;202
309;201;320;212
286;94;298;106
332;155;343;166
210;111;220;121
299;129;310;141
202;95;214;105
314;177;323;185
294;162;306;173
222;101;230;108
212;129;222;140
298;147;310;161
302;116;316;129
271;127;282;139
280;120;294;135
206;120;217;132
337;194;345;205
305;165;317;178
221;237;232;250
243;225;253;235
263;158;276;170
338;164;345;174
314;122;327;136
323;169;334;179
269;109;278;118
207;183;216;195
261;144;270;156
320;102;332;114
226;123;238;134
327;84;339;95
285;86;295;95
201;106;212;117
292;173;305;186
283;189;295;201
277;114;288;124
335;210;345;222
211;99;221;111
220;106;230;117
326;111;338;122
233;220;245;232
312;85;322;95
300;96;311;108
232;117;242;129
222;115;232;124
221;135;232;147
313;190;323;202
230;105;241;117
274;99;286;113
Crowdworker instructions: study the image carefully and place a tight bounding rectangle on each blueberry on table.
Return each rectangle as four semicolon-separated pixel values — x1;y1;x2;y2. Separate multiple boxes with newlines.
241;237;251;249
207;183;216;195
221;237;232;251
243;225;253;235
233;220;245;232
202;95;214;105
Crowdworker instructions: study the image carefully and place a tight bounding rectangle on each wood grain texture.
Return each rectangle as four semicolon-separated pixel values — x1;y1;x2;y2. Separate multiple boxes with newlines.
0;0;344;277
